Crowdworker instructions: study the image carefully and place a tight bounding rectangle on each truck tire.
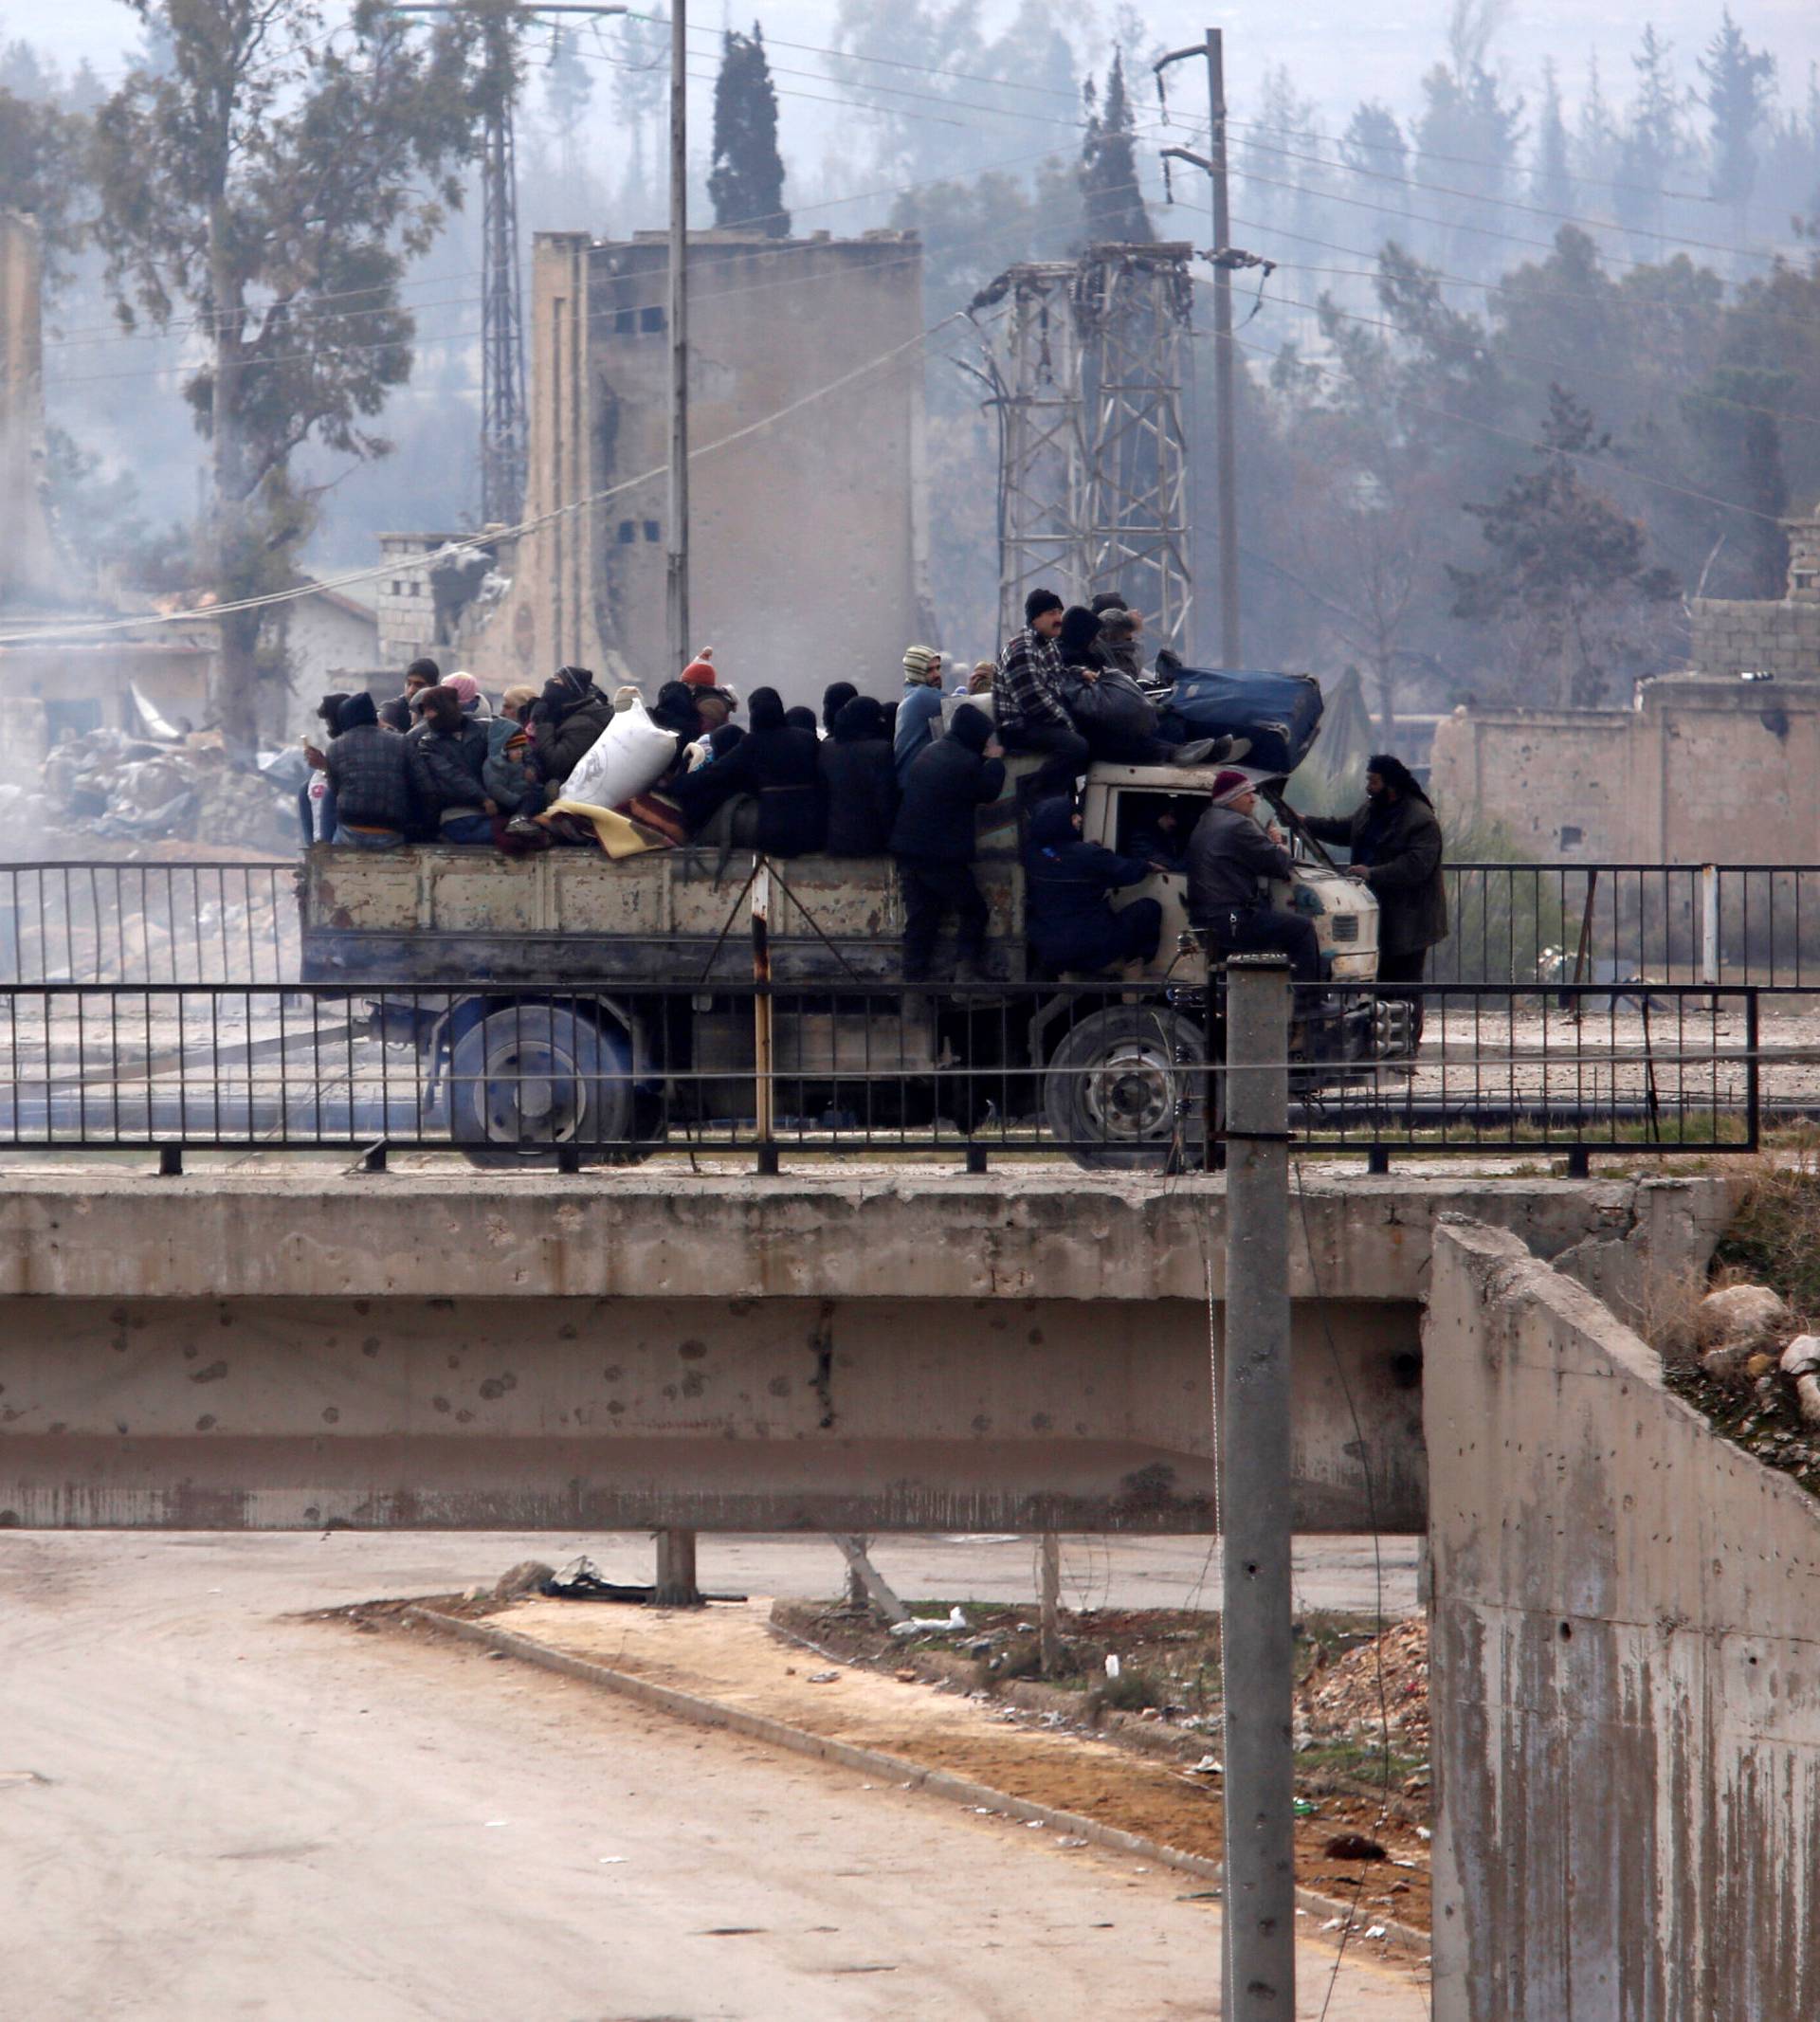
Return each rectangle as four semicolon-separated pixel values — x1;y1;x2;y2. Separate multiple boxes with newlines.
1042;1005;1211;1172
446;1003;655;1167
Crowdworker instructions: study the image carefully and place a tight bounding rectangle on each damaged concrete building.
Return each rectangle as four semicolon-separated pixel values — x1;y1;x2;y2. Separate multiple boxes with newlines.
386;228;931;702
0;209;214;776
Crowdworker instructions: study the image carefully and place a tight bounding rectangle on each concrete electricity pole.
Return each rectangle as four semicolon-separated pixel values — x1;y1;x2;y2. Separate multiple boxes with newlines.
1219;952;1296;2018
1156;28;1242;668
665;0;691;676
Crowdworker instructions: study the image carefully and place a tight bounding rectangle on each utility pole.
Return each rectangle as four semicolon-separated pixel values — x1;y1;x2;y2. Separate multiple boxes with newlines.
1219;952;1296;2019
392;4;628;529
665;0;691;675
1156;28;1242;668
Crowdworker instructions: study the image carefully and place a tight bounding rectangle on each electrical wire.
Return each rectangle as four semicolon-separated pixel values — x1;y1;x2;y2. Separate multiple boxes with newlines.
1255;267;1820;435
1221;209;1820;339
1230;128;1789;266
2;311;962;646
1218;323;1795;526
1223;110;1726;211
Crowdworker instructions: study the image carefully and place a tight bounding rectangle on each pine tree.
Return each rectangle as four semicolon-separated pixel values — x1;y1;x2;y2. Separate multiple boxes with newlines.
1081;50;1153;245
708;23;789;236
1448;388;1680;706
1616;26;1691;235
1698;8;1776;215
1342;102;1409;186
541;27;594;191
1534;60;1573;215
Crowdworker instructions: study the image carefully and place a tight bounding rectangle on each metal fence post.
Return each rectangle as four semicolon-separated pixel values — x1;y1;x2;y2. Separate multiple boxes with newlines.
752;861;778;1175
1701;864;1720;988
1220;952;1295;2020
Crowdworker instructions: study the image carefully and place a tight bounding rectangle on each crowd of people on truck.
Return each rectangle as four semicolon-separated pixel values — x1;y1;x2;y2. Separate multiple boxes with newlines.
301;583;1446;996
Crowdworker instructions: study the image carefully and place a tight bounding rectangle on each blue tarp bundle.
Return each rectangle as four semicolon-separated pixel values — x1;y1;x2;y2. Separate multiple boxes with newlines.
1163;668;1324;776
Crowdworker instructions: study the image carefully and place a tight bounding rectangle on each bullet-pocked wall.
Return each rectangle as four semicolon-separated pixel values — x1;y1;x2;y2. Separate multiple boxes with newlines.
462;228;932;707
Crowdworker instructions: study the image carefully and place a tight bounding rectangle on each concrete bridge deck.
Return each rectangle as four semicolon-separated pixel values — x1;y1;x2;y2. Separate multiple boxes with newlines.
0;1166;1733;1535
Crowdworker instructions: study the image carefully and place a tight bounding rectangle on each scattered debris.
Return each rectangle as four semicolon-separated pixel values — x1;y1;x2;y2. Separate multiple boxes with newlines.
807;1669;841;1685
1780;1336;1820;1427
1300;1618;1430;1754
493;1559;555;1601
31;728;298;854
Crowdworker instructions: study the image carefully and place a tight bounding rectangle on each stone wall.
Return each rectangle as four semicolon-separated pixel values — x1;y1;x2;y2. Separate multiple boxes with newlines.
1426;1219;1820;2021
1691;594;1820;680
1430;675;1820;864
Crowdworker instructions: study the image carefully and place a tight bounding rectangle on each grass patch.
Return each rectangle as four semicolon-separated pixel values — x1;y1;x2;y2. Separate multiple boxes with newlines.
1711;1163;1820;1317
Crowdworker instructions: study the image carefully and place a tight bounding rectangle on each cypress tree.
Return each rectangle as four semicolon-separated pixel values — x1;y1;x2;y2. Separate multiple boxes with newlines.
709;23;789;237
1081;51;1153;245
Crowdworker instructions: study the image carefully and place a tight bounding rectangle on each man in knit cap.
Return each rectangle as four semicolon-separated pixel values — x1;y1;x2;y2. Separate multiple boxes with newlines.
680;648;738;736
1185;769;1320;981
893;644;946;782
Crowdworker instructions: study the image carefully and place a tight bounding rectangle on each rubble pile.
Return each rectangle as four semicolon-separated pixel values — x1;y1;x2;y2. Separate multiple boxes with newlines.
1299;1617;1430;1753
1669;1281;1820;1494
3;729;297;855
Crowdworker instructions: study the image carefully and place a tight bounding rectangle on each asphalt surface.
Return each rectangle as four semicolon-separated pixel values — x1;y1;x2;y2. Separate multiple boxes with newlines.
1;1531;1429;2020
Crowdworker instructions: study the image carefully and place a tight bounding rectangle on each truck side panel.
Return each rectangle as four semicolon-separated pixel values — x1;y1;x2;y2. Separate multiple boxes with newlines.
301;846;1026;985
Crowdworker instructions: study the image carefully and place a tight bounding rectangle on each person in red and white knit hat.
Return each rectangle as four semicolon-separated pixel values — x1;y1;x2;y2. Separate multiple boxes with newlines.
678;648;738;736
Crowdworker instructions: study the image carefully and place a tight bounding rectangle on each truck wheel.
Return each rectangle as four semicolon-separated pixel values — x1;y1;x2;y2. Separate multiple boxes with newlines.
1043;1006;1210;1172
446;1004;654;1167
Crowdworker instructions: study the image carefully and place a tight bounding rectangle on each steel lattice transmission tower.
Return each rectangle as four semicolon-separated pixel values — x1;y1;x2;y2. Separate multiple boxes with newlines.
479;76;528;525
972;243;1195;653
395;4;631;527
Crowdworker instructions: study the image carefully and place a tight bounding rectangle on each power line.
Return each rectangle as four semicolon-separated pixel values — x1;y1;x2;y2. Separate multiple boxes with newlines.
6;315;959;646
45;138;1193;387
1224;112;1727;211
1216;209;1820;337
1220;323;1793;526
1261;268;1820;433
1231;129;1791;267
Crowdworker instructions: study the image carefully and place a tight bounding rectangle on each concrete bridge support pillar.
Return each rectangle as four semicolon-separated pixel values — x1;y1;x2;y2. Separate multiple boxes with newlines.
653;1527;701;1607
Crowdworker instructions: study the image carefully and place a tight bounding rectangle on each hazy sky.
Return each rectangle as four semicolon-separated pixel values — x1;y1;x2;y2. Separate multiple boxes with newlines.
23;0;1820;137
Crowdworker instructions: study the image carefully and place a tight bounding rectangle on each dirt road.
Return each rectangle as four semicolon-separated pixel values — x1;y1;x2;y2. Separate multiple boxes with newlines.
1;1531;1427;2020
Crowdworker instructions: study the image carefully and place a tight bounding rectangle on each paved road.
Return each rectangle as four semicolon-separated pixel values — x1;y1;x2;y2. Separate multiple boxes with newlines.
1;1532;1428;2020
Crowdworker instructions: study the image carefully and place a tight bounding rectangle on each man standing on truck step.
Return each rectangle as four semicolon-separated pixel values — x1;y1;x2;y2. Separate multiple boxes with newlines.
890;702;1006;985
1302;754;1447;1040
992;589;1090;793
322;692;412;849
1024;796;1164;975
1186;769;1321;982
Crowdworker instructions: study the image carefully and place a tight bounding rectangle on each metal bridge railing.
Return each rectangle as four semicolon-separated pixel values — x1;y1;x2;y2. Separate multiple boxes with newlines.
0;861;296;987
1437;862;1820;990
0;860;1816;995
0;978;1776;1169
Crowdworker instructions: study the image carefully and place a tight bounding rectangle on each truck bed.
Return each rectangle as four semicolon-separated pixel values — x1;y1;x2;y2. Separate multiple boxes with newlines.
300;843;1028;986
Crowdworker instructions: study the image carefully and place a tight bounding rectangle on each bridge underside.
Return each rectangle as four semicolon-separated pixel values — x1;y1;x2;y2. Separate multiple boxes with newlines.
0;1294;1421;1532
0;1168;1731;1534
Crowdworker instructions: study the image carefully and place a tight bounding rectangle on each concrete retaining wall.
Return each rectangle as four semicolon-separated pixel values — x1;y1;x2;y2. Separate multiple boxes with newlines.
1426;1219;1820;2020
